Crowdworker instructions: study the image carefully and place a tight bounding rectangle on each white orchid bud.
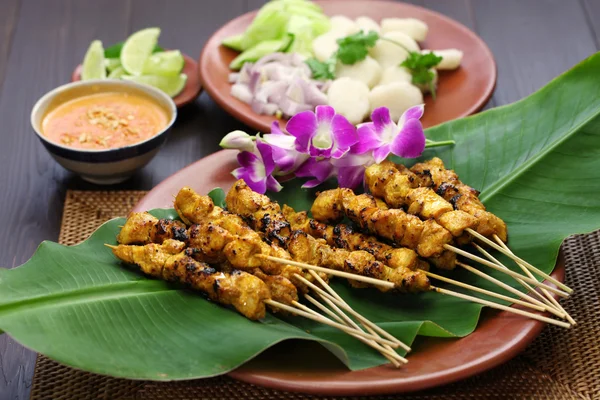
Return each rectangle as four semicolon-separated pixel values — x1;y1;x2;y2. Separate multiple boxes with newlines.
219;130;256;152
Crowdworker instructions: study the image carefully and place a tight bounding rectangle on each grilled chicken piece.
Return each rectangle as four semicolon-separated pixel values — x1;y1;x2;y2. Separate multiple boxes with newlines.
287;230;430;293
411;157;508;241
225;180;291;247
311;188;345;224
117;212;188;244
283;204;426;272
111;240;270;320
174;187;325;289
185;220;314;293
223;182;430;292
174;187;298;277
312;188;456;269
365;162;477;237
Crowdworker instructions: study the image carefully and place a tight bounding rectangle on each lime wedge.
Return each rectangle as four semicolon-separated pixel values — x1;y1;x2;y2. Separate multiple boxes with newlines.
142;50;184;76
105;58;122;73
81;40;106;80
120;28;161;76
122;73;187;97
108;66;126;79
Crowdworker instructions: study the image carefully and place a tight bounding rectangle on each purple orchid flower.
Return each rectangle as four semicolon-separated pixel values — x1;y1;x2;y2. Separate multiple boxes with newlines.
354;105;426;163
232;138;282;194
286;105;358;159
295;158;335;188
296;152;374;190
262;121;309;174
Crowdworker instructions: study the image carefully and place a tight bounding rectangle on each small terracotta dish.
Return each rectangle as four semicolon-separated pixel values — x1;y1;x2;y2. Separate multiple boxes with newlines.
72;53;202;108
198;0;496;132
133;150;564;396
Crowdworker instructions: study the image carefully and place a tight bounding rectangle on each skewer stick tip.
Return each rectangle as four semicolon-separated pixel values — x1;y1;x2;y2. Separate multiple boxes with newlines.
104;244;118;249
467;229;573;294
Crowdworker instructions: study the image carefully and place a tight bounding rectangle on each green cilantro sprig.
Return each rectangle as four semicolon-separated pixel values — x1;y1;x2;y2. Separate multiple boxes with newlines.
400;51;443;99
305;30;379;80
305;30;443;100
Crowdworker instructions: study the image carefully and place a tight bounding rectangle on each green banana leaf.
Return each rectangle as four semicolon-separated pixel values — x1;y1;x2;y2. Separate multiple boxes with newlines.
1;52;600;380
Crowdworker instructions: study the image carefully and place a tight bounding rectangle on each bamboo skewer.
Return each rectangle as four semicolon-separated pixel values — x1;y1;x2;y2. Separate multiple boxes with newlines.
423;270;546;312
431;286;570;328
444;245;569;298
455;262;559;314
312;294;406;364
297;272;410;352
303;293;402;361
492;235;576;326
303;294;406;365
301;296;403;367
263;257;571;328
465;228;573;294
259;255;396;289
473;244;563;313
473;243;568;320
265;300;402;347
305;271;410;352
291;298;405;366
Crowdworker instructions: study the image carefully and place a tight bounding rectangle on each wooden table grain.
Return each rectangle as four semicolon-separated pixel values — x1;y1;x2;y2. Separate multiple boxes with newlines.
0;1;597;399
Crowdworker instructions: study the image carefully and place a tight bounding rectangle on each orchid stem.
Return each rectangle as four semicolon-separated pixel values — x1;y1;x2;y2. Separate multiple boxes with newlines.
425;139;455;148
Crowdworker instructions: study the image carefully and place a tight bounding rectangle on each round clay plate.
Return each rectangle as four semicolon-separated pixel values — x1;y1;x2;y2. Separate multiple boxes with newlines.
198;0;496;132
72;53;202;108
133;150;564;396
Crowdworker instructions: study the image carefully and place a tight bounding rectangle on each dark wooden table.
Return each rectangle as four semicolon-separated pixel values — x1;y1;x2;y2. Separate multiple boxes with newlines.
0;0;598;398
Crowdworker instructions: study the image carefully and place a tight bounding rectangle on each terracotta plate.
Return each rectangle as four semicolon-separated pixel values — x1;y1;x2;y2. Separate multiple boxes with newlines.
72;53;202;108
198;0;496;132
133;150;564;396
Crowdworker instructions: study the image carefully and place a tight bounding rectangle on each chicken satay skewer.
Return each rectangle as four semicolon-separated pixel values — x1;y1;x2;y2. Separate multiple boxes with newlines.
365;162;478;241
226;181;561;314
283;205;425;272
312;188;457;269
261;256;571;329
283;206;547;314
264;254;548;314
473;243;568;320
311;188;567;298
410;157;508;241
106;242;403;351
118;213;412;350
224;181;431;293
410;158;572;294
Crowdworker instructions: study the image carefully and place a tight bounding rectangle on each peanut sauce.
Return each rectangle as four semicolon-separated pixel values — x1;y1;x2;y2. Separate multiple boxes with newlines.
42;92;169;149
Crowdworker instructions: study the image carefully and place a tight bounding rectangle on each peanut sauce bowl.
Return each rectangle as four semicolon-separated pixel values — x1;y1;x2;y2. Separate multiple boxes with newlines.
31;80;177;185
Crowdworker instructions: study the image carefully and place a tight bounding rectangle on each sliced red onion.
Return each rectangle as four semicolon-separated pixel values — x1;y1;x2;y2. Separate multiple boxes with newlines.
229;52;329;117
231;84;253;104
299;78;328;106
228;73;239;84
279;97;313;117
248;70;262;94
286;79;305;104
238;63;253;84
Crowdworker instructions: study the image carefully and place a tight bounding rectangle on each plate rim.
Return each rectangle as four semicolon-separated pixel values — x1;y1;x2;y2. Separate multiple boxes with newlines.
133;149;564;396
197;0;497;133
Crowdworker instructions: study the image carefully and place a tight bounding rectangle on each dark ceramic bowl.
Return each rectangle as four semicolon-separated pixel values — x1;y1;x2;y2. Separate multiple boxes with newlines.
31;80;176;184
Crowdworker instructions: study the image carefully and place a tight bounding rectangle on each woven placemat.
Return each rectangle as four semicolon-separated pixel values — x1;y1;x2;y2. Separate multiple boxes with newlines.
28;191;599;400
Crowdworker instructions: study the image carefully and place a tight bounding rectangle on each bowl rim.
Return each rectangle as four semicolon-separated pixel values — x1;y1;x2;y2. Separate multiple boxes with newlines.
31;79;177;154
